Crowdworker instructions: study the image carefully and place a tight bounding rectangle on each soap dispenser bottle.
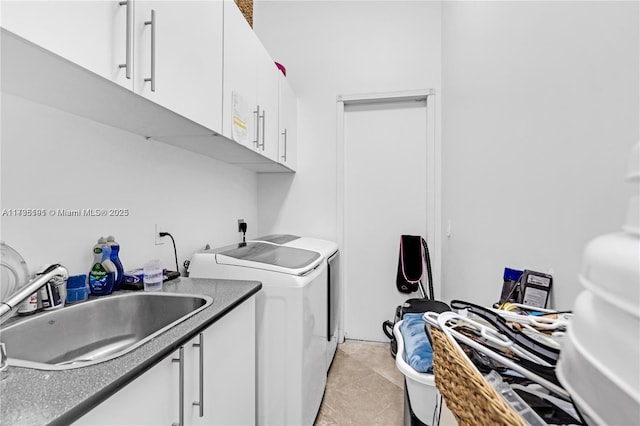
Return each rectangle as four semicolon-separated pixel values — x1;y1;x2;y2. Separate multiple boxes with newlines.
106;236;124;291
88;243;116;296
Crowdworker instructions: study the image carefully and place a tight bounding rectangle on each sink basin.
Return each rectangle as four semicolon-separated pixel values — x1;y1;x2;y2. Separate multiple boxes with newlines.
0;292;213;370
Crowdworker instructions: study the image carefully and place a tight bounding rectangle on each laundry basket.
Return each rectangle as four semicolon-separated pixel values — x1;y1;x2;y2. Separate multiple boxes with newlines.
427;326;526;426
393;321;441;425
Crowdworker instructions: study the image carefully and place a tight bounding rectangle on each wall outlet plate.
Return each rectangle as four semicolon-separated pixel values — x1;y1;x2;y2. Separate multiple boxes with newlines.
155;224;165;245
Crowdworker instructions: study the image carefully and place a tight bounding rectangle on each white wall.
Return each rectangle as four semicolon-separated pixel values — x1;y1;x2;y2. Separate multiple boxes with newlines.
254;0;442;242
1;94;258;278
256;1;639;314
254;1;442;339
3;0;636;318
441;1;639;308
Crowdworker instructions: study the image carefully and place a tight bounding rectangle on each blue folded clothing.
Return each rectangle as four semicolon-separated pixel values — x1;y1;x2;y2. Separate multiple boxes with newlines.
399;313;434;374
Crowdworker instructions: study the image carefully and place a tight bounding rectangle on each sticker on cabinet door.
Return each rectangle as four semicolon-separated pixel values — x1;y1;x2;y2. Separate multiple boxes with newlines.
232;91;249;144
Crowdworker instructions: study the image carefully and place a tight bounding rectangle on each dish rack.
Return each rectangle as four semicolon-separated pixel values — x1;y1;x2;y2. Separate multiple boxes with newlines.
427;325;526;426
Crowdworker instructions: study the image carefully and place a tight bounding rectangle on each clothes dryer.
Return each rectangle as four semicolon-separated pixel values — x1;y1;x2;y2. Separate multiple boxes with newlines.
188;242;328;426
252;235;340;370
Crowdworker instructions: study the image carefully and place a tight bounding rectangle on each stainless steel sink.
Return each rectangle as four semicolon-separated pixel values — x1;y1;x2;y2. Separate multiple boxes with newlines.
0;292;212;370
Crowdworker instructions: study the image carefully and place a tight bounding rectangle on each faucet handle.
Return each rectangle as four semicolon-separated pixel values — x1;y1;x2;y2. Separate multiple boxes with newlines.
0;343;8;379
40;264;68;277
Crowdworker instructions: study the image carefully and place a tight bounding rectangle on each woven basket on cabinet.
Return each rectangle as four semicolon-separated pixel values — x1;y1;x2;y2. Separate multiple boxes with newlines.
429;327;526;426
234;0;253;27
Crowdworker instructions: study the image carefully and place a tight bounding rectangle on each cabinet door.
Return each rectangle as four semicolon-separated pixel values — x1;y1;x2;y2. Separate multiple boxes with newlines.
74;297;255;426
74;349;180;425
134;1;223;132
222;0;258;149
194;296;256;426
1;0;131;90
278;75;298;171
255;44;280;162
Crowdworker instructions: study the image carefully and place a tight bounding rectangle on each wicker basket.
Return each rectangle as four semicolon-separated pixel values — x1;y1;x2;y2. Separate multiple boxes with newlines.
429;327;526;426
234;0;253;27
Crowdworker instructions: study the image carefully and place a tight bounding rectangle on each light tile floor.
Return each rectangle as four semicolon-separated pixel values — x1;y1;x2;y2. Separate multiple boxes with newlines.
315;340;457;426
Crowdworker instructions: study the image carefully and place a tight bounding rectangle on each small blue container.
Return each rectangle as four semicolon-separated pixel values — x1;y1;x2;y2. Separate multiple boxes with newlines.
498;267;524;304
66;274;89;304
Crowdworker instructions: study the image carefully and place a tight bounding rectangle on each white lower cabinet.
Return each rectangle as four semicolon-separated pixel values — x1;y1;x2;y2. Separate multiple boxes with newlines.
75;296;256;425
188;296;256;426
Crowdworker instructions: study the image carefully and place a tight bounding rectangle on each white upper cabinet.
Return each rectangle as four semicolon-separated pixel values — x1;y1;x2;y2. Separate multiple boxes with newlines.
1;0;294;172
278;74;298;171
134;1;223;132
254;42;280;162
1;0;223;133
0;0;131;89
222;0;280;163
222;0;259;150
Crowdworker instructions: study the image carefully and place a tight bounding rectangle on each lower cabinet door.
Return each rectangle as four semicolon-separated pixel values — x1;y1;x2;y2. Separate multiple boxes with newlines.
74;296;256;425
74;350;179;425
193;296;256;426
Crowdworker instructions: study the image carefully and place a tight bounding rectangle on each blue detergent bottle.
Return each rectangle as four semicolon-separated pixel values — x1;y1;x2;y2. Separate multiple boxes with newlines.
107;236;124;291
89;244;116;296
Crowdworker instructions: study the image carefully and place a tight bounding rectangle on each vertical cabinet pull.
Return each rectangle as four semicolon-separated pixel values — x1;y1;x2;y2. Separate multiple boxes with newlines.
172;347;185;426
253;106;261;147
118;0;132;79
281;129;288;162
144;10;156;92
259;110;266;150
192;333;204;417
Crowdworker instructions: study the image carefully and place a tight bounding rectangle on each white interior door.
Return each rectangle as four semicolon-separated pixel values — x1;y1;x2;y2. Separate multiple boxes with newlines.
340;93;434;342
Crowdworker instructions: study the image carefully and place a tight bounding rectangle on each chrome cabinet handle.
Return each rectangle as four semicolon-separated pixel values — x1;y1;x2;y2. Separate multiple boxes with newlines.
144;10;156;92
118;0;132;79
192;333;204;417
253;106;260;147
172;347;184;426
259;110;266;150
281;128;287;162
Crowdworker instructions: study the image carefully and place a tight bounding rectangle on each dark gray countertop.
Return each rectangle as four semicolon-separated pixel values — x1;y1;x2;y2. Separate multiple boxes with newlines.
0;277;262;426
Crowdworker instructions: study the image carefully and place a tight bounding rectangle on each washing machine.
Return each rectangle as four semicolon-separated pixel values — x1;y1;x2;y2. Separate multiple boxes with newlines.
188;241;328;426
252;235;340;370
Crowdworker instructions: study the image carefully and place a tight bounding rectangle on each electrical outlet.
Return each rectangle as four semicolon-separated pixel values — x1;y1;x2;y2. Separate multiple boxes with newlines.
155;224;165;245
237;219;245;232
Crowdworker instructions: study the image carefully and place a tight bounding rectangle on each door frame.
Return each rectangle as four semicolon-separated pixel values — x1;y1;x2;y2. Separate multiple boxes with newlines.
336;89;441;341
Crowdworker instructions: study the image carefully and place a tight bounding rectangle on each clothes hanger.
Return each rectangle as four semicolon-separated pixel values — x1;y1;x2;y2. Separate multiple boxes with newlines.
426;311;571;399
425;311;553;366
491;303;571;331
509;384;582;423
449;300;560;365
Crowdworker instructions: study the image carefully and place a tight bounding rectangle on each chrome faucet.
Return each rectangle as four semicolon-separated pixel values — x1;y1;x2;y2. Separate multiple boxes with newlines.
0;264;68;324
